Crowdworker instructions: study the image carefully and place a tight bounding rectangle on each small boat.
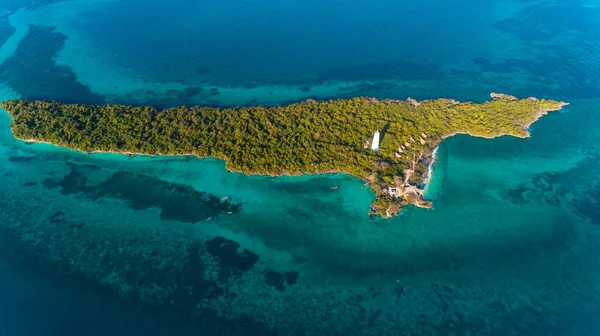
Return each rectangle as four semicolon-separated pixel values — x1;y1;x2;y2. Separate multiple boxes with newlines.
331;186;338;190
221;196;229;201
206;217;212;221
227;211;233;215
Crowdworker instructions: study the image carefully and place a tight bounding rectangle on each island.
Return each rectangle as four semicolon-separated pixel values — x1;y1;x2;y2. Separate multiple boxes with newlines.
0;94;567;218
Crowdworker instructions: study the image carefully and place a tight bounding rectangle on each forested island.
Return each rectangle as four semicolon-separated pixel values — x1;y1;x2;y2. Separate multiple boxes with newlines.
0;94;567;218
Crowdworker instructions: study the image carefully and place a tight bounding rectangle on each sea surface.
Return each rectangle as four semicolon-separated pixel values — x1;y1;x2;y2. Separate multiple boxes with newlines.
1;0;600;335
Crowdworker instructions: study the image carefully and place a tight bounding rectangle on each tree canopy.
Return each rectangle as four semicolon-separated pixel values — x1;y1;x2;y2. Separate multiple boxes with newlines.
0;94;566;218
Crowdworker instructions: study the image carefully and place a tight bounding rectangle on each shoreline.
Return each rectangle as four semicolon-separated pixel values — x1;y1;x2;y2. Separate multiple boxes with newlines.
21;138;352;179
424;146;438;187
17;99;566;219
6;93;568;219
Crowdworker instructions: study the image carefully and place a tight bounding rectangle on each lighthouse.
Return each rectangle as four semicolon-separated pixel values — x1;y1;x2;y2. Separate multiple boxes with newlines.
371;130;380;151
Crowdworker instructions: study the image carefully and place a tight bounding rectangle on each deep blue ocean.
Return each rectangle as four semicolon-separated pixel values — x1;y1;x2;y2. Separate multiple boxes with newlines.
1;0;600;335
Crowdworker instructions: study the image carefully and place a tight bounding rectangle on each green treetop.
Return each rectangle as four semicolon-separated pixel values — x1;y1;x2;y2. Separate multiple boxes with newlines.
0;94;566;218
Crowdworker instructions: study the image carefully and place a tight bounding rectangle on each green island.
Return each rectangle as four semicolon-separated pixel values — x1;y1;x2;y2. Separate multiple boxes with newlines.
0;93;567;218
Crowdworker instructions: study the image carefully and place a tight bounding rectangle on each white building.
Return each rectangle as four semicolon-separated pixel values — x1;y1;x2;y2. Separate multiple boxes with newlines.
371;130;380;151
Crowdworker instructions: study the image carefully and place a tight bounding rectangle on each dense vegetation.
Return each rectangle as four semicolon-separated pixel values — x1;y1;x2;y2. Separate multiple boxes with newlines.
0;95;565;217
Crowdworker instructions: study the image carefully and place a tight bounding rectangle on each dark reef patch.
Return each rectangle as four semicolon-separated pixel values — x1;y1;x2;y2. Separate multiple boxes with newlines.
483;2;600;99
472;55;600;99
470;57;497;73
241;83;258;89
164;242;224;317
0;217;277;335
0;17;15;48
317;60;443;82
42;162;241;222
47;210;65;223
571;182;600;226
503;185;531;204
504;172;562;207
492;2;598;42
336;82;403;100
22;181;37;187
131;85;225;108
530;172;562;206
263;270;299;292
264;270;286;292
183;86;203;97
285;271;298;286
8;155;35;162
69;222;85;229
205;236;259;283
43;162;89;194
42;178;59;189
46;210;85;229
0;25;105;104
79;163;102;171
195;67;210;75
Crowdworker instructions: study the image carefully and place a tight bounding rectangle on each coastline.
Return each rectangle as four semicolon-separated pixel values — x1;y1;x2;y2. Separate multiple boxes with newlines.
21;138;352;178
5;94;568;219
424;146;439;187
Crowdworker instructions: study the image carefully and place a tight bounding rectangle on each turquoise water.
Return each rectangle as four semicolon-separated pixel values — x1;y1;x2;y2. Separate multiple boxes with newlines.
1;0;600;335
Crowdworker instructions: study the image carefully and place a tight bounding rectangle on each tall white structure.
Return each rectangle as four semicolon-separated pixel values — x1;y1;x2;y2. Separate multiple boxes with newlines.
371;130;380;151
